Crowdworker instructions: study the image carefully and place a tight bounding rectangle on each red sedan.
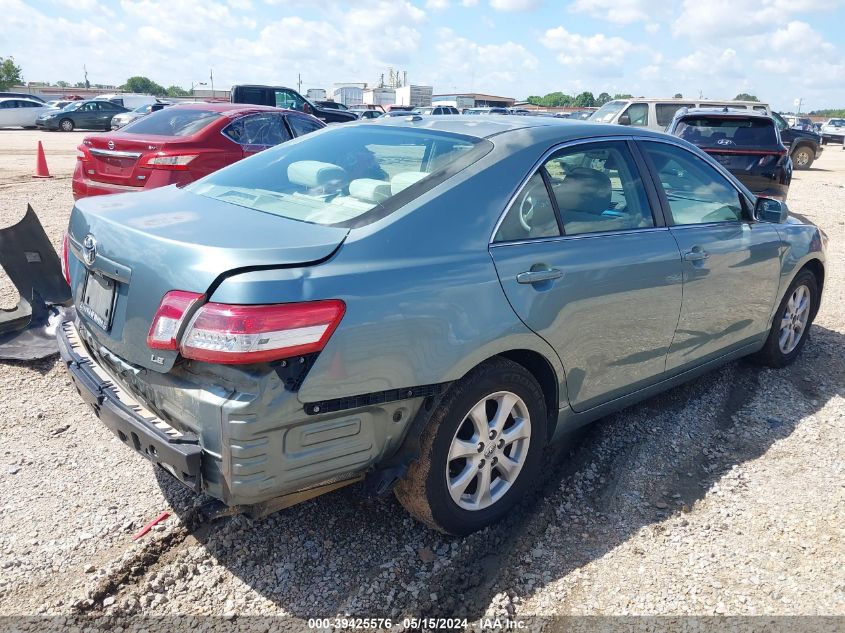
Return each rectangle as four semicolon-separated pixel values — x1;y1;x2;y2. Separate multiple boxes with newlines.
72;103;325;200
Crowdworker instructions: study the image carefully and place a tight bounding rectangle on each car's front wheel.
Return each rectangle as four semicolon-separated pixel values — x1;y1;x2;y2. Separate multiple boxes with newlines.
59;118;74;132
792;145;815;170
394;358;546;535
752;269;819;367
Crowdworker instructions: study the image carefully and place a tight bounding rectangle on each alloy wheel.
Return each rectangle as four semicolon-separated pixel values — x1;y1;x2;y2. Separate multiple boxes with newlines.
779;284;811;354
445;391;531;511
794;150;810;167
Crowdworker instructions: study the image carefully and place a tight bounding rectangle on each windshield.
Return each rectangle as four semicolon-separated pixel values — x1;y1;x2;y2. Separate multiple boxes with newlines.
62;102;83;112
827;119;845;126
676;117;778;147
590;100;627;123
188;125;492;228
121;108;221;136
133;104;151;113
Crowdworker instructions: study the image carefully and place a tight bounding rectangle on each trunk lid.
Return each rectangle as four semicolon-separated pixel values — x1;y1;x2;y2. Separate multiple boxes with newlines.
81;134;173;188
67;186;348;372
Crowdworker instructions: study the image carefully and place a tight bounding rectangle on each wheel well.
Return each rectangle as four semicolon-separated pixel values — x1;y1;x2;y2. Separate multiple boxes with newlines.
497;349;559;440
800;258;825;318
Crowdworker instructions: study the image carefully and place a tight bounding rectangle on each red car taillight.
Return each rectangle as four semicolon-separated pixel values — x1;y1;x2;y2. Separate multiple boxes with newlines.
147;290;204;350
140;152;199;171
61;232;70;285
180;300;345;364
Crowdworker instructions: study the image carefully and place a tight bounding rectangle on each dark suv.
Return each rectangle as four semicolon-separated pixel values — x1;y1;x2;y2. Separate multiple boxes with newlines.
772;112;823;169
231;85;356;124
667;108;792;200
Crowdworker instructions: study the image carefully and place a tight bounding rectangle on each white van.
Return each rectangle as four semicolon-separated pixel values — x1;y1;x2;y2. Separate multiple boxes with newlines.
590;98;772;131
93;93;158;109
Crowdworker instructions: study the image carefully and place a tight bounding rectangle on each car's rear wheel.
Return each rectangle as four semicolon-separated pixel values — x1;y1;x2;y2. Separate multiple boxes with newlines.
394;358;546;535
751;269;818;367
792;145;814;170
59;118;74;132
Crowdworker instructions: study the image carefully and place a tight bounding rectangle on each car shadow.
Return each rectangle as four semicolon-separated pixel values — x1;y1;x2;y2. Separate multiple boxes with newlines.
158;324;843;620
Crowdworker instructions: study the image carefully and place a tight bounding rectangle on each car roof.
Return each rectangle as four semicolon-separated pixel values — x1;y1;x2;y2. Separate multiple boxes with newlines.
677;107;773;120
0;97;42;103
359;114;670;143
163;102;298;117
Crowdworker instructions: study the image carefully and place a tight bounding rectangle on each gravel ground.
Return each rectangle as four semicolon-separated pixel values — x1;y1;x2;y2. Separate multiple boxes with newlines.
0;137;843;630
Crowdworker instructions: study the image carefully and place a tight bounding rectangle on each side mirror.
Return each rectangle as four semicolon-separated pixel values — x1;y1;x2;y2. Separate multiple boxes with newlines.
755;197;788;223
618;114;631;126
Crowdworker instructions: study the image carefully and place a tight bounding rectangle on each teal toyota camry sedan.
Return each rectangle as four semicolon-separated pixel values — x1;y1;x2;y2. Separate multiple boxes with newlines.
57;116;826;534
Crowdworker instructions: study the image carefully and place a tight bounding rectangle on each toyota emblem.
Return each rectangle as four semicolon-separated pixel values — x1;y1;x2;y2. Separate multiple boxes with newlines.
107;140;115;150
82;234;97;266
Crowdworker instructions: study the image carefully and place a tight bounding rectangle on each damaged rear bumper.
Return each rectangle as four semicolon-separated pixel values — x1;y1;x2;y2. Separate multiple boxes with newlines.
57;319;203;489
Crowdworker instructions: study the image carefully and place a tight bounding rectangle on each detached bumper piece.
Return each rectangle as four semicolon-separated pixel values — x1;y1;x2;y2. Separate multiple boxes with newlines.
57;320;203;490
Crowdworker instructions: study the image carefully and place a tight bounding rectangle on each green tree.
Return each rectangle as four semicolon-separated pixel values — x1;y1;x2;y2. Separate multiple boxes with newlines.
596;92;611;106
122;76;166;96
166;85;189;97
573;91;596;107
0;56;23;91
734;93;759;102
613;93;633;99
56;80;70;88
526;95;543;105
673;93;683;98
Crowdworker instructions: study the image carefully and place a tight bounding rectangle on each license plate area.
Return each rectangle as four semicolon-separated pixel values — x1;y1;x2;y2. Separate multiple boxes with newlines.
79;272;117;331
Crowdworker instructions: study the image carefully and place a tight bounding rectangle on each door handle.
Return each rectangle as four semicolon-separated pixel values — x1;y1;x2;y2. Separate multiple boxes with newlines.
517;268;563;284
683;249;710;262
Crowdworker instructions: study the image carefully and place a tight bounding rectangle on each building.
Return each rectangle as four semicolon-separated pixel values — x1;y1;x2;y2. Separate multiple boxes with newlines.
333;85;364;107
306;88;327;101
395;85;433;107
364;87;396;107
432;93;515;109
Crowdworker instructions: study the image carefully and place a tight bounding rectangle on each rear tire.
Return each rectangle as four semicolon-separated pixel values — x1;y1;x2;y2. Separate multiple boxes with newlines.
59;118;74;132
751;269;818;368
394;358;546;535
792;145;814;170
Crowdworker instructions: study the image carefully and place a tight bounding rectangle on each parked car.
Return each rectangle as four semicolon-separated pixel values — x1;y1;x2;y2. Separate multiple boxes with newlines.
93;93;158;109
110;102;171;130
819;118;845;144
0;91;45;102
590;98;771;131
55;117;825;534
45;99;73;110
315;100;349;110
231;85;357;124
379;110;417;118
0;97;56;129
667;108;792;200
567;109;595;120
36;99;129;132
772;112;823;169
72;103;324;199
414;106;460;115
464;107;510;115
349;108;382;120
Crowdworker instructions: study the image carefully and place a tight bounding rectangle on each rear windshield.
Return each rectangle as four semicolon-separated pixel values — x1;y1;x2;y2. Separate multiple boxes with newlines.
828;119;845;126
121;108;221;136
188;125;492;228
675;117;778;147
590;100;627;123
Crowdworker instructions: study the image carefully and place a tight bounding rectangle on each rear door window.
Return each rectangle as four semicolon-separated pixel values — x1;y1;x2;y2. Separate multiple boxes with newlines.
623;103;649;126
122;108;221;136
656;103;694;127
223;113;291;146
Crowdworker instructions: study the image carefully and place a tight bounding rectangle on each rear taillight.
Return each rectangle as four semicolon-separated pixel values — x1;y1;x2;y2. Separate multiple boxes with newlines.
61;232;70;285
140;153;198;171
76;144;89;162
180;300;345;364
147;291;204;350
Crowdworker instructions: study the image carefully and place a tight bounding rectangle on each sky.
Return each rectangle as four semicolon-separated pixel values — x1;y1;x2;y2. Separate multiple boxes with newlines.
2;0;844;111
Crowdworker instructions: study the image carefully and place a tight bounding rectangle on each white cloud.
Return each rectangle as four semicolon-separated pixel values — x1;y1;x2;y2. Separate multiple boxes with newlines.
427;0;449;8
569;0;652;24
462;0;479;5
542;26;640;73
490;0;541;11
675;47;741;77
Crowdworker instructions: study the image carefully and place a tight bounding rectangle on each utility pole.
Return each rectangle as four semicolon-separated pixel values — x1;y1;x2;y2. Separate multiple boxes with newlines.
83;64;90;89
210;68;214;97
794;97;803;114
298;73;302;93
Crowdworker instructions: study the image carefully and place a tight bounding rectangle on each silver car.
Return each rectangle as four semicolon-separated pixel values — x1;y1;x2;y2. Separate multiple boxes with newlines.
110;102;171;130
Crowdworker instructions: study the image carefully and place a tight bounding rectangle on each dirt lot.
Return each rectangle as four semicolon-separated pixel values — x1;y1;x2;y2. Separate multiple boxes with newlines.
0;130;843;629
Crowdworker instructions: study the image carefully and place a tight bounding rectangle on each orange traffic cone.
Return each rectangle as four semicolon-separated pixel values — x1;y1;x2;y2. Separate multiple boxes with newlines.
33;141;52;178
